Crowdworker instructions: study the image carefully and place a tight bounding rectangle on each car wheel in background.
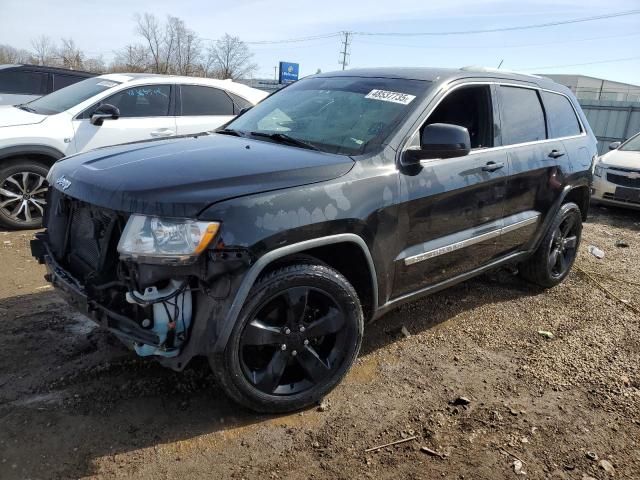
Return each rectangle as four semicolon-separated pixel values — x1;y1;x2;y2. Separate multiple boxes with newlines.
0;160;49;230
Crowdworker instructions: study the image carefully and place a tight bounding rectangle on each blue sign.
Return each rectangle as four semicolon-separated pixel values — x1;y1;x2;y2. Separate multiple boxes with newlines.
279;62;299;84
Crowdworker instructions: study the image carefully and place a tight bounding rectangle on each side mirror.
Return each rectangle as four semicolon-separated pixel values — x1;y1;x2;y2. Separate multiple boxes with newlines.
238;106;252;115
608;141;621;150
90;104;120;126
402;123;471;166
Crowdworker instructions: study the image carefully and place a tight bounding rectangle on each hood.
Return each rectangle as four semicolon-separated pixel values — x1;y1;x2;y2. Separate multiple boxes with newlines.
0;105;47;127
599;149;640;170
48;134;355;218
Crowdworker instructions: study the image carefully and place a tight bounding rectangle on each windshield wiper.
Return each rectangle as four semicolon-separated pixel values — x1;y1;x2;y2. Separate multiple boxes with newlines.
249;131;320;151
216;128;245;137
16;104;37;113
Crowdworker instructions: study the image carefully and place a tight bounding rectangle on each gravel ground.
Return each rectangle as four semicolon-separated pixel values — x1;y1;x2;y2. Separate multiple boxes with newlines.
0;204;638;480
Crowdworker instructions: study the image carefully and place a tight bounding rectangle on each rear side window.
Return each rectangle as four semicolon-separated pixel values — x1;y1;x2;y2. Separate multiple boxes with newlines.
227;92;252;114
53;74;84;91
181;85;234;115
0;70;47;95
498;86;546;145
100;85;171;117
541;91;581;138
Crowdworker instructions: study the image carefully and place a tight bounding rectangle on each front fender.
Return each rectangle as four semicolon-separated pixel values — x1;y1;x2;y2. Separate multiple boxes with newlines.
209;233;378;354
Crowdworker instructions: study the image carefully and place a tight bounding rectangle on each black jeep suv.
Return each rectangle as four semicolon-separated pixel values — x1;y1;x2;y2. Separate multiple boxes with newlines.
32;68;596;413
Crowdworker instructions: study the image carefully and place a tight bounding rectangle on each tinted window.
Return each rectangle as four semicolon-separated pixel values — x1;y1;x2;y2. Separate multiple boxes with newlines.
53;74;84;91
541;91;581;138
26;77;121;115
423;85;494;149
499;86;546;145
101;85;171;117
227;76;429;155
228;92;252;113
0;70;46;95
181;86;234;115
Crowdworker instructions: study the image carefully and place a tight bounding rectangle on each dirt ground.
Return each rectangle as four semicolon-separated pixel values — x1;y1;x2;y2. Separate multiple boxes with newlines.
0;204;639;480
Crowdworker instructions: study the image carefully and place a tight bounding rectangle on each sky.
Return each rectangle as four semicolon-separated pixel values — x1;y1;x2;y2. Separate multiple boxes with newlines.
1;0;639;84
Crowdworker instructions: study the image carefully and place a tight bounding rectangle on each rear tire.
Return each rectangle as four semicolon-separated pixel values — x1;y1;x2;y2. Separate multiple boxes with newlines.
520;202;582;288
0;160;49;230
210;263;363;413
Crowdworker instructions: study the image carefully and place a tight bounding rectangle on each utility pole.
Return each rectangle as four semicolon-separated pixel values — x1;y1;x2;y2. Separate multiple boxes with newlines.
339;31;351;70
274;65;278;81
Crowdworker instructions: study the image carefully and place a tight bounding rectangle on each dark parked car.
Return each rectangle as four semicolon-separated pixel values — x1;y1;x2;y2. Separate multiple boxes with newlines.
0;64;94;106
31;67;597;413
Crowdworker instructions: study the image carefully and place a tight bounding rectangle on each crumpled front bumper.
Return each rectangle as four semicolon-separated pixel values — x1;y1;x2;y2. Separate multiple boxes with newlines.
30;234;161;348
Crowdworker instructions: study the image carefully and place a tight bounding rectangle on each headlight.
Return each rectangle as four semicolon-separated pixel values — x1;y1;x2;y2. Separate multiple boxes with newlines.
594;164;604;177
117;215;220;263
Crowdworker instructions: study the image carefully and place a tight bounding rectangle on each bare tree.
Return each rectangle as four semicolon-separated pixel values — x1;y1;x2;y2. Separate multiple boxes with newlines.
206;34;257;80
112;44;150;73
169;17;201;76
135;12;181;74
31;35;55;66
83;56;106;73
1;16;258;79
57;38;84;70
0;44;31;64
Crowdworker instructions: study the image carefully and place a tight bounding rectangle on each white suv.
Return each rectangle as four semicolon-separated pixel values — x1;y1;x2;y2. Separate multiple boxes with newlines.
0;74;268;229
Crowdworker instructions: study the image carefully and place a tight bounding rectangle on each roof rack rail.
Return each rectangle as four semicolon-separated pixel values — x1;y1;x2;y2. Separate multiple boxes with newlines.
459;66;542;79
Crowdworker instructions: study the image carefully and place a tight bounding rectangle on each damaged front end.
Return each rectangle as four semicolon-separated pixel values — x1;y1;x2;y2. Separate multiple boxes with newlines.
31;188;250;370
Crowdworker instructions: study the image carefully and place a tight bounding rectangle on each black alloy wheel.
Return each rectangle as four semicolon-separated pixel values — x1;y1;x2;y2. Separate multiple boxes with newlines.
211;263;363;413
239;286;349;395
547;215;579;279
520;202;583;288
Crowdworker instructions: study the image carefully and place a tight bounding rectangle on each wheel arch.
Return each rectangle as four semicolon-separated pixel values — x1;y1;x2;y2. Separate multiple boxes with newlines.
0;145;64;168
528;183;588;254
211;234;378;353
563;184;590;221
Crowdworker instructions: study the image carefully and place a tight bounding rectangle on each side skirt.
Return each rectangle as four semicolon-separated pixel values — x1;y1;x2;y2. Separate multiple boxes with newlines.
372;250;530;320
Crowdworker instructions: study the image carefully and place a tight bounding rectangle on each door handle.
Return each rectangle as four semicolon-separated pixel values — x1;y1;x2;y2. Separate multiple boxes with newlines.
482;161;505;172
548;149;565;159
150;129;175;137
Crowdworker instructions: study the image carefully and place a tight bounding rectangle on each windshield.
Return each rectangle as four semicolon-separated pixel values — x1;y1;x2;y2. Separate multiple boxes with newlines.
23;77;122;115
225;76;430;155
620;133;640;152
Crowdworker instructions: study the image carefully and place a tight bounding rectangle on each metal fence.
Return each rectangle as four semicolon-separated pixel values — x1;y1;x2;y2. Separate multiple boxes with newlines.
579;100;640;155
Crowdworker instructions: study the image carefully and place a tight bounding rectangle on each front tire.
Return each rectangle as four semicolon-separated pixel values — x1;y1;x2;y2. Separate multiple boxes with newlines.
520;202;582;288
0;160;49;230
210;263;363;413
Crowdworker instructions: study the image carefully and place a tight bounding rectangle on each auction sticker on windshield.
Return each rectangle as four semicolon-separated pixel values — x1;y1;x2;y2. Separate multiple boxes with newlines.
365;89;416;105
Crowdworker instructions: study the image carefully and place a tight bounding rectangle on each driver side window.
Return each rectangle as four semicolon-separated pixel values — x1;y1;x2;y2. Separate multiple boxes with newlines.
81;85;171;119
412;85;495;150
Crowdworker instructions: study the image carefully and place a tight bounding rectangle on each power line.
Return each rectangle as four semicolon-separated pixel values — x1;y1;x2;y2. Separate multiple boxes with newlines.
520;56;640;71
353;9;640;36
353;31;640;50
243;33;342;45
217;9;640;46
